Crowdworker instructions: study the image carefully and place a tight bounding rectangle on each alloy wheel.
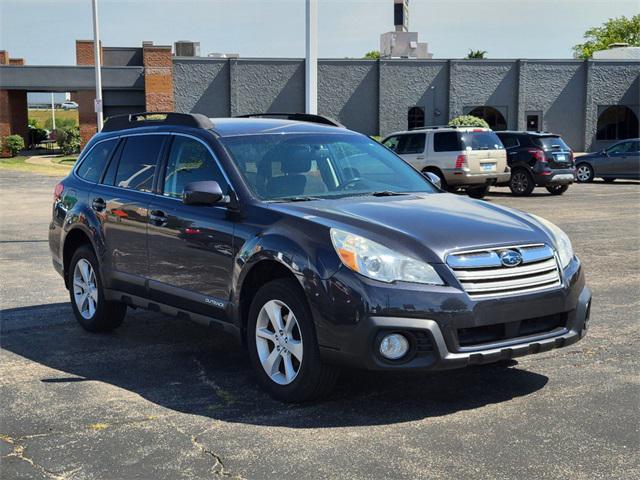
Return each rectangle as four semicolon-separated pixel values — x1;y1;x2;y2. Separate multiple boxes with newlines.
255;299;303;385
73;259;98;320
576;165;592;182
511;172;529;194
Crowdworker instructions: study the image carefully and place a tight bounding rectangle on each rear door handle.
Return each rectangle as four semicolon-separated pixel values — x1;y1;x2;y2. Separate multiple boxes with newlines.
92;197;106;212
416;156;425;160
149;209;167;226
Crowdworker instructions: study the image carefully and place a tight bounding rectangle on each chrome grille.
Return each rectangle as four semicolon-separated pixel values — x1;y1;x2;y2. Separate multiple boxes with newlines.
447;244;561;299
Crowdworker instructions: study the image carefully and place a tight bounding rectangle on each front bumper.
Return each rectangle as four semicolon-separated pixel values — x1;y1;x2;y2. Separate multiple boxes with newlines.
443;169;511;186
316;258;590;371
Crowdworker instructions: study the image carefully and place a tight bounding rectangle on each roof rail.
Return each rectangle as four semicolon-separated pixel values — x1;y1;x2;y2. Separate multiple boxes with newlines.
236;112;345;128
102;112;214;132
409;124;486;131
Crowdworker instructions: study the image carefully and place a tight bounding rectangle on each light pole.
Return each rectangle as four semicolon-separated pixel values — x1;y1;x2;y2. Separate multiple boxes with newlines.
91;0;104;131
305;0;317;114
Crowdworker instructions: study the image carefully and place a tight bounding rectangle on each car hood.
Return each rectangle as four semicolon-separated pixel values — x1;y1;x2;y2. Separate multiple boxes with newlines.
269;193;553;264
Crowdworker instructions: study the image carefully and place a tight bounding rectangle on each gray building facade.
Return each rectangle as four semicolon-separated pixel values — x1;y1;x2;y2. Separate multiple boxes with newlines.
174;57;640;151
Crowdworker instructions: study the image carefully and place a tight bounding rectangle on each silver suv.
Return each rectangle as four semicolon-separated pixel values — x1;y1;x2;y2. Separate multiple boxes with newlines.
382;126;510;198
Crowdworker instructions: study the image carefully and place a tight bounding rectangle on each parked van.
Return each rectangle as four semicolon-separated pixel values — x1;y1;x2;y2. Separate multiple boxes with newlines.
382;126;510;198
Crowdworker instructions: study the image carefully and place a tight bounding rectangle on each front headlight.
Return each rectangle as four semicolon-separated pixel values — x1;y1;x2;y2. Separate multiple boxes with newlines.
530;214;574;268
330;228;444;285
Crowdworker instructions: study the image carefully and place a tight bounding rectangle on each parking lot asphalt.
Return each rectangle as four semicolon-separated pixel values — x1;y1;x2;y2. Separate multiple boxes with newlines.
1;169;638;480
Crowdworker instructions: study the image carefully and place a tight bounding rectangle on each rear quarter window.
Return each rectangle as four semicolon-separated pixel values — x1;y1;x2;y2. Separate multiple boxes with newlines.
75;139;118;183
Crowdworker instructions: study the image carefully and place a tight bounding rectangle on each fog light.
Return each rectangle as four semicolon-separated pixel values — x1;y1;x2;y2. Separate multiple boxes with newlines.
379;333;410;360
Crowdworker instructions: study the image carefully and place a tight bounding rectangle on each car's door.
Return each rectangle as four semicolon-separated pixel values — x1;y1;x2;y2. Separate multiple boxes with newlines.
596;142;626;176
626;141;640;179
147;134;236;320
497;133;520;166
610;140;640;178
91;133;168;296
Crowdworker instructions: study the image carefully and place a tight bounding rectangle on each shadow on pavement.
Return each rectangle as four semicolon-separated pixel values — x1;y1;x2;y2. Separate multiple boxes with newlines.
1;302;549;428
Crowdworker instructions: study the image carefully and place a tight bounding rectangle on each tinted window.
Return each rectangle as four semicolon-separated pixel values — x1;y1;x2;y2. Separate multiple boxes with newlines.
113;135;163;192
163;136;227;198
76;139;117;182
382;135;400;151
397;133;425;154
460;131;503;150
535;136;570;151
221;133;437;201
497;134;519;149
434;132;461;152
607;141;638;154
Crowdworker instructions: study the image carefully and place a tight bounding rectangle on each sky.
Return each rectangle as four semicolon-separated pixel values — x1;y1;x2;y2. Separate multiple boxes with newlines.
1;0;639;65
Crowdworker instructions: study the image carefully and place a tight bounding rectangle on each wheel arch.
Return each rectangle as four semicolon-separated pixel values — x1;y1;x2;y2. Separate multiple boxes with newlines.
62;227;96;288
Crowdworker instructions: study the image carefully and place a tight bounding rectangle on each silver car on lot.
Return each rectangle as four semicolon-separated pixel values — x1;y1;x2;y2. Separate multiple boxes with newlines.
575;138;640;183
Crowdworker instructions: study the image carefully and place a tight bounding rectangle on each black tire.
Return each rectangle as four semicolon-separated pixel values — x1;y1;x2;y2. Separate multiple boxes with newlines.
68;245;127;332
575;163;594;183
247;278;339;403
466;184;490;199
546;184;569;195
509;169;535;196
602;177;616;183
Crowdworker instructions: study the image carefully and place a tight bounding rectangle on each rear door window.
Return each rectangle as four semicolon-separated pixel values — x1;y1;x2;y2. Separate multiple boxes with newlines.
76;139;118;183
433;132;461;152
113;135;164;192
535;136;570;151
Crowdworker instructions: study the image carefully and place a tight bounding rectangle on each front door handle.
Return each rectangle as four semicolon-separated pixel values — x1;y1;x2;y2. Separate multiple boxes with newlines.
416;156;425;160
92;197;106;212
149;210;167;226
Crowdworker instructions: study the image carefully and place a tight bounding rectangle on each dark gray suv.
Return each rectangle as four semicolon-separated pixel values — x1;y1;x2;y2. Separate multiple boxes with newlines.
49;112;592;402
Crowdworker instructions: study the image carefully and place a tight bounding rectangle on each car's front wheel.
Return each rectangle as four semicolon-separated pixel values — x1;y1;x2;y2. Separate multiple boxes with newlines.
575;163;594;183
69;245;127;332
546;184;569;195
247;278;339;403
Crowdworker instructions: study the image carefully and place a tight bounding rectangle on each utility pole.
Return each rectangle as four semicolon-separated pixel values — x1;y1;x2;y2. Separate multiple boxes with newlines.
305;0;317;114
50;93;56;130
91;0;104;131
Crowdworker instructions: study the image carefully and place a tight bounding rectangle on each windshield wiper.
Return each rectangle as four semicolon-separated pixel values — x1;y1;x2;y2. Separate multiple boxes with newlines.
370;191;409;197
274;196;323;202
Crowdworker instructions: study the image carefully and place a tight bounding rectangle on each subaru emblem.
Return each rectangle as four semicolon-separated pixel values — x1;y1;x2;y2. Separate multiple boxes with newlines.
499;249;523;267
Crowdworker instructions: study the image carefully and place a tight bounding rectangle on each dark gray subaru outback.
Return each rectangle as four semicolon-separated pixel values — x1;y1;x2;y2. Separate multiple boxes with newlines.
49;112;591;402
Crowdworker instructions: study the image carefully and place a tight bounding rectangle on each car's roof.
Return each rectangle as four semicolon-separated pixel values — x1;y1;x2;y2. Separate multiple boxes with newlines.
497;130;561;137
210;118;350;137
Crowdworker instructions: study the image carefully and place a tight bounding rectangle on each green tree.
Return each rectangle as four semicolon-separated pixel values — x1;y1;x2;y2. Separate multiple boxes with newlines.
363;50;380;59
573;15;640;59
3;135;25;157
465;49;487;59
449;115;490;129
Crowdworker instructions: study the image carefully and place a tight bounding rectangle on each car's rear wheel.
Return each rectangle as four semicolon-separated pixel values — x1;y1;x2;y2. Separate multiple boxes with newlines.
466;184;490;199
509;170;535;196
247;278;339;403
575;163;594;183
69;245;127;332
546;184;569;195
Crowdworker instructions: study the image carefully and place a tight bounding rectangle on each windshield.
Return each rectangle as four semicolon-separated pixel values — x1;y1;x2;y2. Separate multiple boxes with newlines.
535;136;570;151
220;133;438;201
460;131;503;151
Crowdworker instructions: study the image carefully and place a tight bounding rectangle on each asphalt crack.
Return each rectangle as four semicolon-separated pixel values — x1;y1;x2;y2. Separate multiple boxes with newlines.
1;434;81;479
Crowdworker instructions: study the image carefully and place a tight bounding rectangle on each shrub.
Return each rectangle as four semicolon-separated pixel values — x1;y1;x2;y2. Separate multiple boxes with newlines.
56;127;81;155
449;115;490;129
4;135;25;157
45;116;76;131
29;125;49;146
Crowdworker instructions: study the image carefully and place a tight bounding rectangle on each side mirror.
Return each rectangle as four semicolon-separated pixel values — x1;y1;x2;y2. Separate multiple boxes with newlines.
183;181;226;206
424;171;442;189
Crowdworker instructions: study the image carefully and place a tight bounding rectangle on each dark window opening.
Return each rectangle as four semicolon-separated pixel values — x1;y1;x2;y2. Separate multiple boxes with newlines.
76;139;117;183
596;106;639;141
526;115;539;132
468;106;508;131
112;135;163;192
408;106;425;130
